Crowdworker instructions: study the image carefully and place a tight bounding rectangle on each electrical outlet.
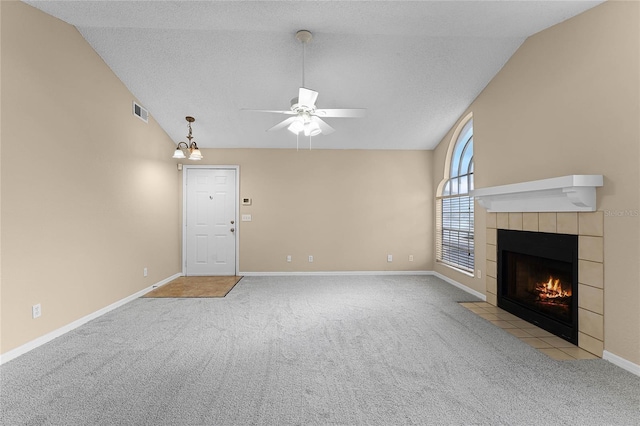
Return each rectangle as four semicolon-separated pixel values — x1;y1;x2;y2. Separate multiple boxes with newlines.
143;267;148;277
477;269;482;279
387;254;393;262
308;255;314;263
32;304;41;319
409;255;414;262
287;255;292;262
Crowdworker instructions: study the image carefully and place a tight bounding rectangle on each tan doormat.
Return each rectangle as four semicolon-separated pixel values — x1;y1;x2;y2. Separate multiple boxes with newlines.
143;276;243;298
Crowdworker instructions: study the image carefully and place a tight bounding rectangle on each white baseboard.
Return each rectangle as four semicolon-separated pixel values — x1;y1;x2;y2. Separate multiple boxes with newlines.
0;272;182;366
603;350;640;377
427;271;487;300
240;270;486;301
240;270;432;277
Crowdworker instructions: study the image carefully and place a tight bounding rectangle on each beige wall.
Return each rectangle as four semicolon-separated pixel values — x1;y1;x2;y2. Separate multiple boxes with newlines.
1;2;181;354
433;1;640;364
0;0;4;355
181;148;433;272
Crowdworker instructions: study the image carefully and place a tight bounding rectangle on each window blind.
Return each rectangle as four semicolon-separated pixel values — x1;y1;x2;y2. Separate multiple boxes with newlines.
437;195;474;272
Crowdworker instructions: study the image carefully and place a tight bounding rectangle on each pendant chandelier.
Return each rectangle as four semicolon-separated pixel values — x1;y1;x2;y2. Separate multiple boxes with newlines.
172;116;203;160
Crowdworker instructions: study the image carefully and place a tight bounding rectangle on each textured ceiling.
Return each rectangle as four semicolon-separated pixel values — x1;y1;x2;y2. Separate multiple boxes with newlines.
24;1;603;150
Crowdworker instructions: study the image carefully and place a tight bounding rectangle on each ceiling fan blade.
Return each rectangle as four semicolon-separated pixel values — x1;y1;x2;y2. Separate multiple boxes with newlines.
241;109;295;115
311;116;335;135
314;108;366;118
298;87;319;108
267;116;298;132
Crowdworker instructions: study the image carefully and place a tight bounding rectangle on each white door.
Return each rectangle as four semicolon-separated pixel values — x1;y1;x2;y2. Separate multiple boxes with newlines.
185;168;237;276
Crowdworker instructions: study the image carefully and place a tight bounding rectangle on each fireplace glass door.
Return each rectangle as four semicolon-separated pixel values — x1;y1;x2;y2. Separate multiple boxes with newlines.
497;230;578;344
502;252;573;324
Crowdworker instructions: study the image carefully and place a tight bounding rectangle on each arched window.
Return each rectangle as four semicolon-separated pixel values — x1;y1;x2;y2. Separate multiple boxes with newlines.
436;115;474;272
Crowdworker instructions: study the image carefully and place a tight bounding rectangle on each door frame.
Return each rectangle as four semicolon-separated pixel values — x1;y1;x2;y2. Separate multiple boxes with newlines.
182;165;240;276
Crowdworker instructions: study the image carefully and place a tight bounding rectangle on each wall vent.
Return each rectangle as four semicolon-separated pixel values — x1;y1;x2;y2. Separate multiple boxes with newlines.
133;101;148;123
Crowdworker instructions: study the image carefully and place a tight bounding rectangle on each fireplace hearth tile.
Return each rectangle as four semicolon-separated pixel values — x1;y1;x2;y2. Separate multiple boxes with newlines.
487;306;511;319
579;211;604;237
578;332;604;357
486;246;497;262
495;312;519;321
539;336;576;348
522;213;538;232
486;260;497;278
481;306;503;314
520;337;554;349
505;328;533;338
507;319;538;329
538;348;576;361
557;212;578;234
477;313;500;321
486;277;497;294
524;328;555;338
538;212;557;233
578;308;604;340
497;213;509;229
578;235;604;262
486;212;497;228
558;346;599;360
489;320;518;329
486;228;497;245
508;213;523;230
578;260;604;288
486;293;497;306
578;284;604;314
459;302;600;360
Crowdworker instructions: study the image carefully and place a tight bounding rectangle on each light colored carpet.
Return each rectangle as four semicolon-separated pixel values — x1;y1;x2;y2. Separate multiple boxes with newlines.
142;276;243;298
1;275;638;425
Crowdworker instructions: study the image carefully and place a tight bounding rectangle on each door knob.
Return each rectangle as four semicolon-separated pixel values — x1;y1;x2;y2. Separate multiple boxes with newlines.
230;228;235;232
230;220;235;224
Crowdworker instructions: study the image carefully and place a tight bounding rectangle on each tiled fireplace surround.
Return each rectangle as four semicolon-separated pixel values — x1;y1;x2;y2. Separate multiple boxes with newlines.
485;211;604;357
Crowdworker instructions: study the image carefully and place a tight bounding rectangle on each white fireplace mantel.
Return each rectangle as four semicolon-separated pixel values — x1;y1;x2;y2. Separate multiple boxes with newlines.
470;175;603;212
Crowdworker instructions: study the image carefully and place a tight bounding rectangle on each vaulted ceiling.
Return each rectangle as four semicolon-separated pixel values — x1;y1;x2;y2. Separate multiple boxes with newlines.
25;1;603;150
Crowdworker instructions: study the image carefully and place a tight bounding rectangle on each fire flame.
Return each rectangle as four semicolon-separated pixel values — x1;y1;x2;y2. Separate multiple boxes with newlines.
535;276;571;300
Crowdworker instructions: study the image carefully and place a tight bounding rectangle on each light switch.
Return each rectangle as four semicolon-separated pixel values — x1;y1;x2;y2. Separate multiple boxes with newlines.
242;214;252;222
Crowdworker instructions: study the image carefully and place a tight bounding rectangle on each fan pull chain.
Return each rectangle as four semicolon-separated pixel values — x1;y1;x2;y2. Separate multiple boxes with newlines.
296;132;299;151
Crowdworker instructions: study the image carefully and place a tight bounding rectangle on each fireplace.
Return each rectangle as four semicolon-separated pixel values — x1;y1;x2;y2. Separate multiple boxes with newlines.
497;229;578;344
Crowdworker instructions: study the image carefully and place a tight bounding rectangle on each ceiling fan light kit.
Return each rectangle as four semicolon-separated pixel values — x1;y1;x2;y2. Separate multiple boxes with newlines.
244;30;365;142
172;116;203;160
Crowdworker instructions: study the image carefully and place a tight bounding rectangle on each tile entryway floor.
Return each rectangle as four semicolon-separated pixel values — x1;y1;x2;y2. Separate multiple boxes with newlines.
460;302;598;360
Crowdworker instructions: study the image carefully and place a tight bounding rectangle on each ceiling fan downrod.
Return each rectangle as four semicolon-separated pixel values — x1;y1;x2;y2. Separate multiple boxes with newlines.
295;30;312;88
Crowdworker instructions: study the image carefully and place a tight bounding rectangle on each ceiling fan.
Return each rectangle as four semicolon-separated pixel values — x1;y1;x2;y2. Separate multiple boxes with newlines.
245;30;366;138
